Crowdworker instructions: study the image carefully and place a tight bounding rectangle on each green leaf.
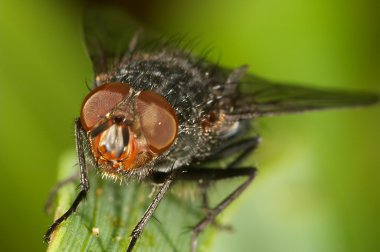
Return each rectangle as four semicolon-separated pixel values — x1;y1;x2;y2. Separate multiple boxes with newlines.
46;150;218;252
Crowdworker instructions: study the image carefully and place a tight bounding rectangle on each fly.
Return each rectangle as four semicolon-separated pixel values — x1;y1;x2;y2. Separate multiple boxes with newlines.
44;6;379;252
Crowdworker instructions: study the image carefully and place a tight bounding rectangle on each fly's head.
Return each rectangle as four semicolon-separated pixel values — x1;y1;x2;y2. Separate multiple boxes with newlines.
80;82;179;176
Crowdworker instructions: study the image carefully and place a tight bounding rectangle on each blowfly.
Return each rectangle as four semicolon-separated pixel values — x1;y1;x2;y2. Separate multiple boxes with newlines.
44;6;379;252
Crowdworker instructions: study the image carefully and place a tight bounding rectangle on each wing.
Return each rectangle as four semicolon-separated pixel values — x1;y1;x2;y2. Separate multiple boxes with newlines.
83;6;142;85
232;75;379;118
82;5;178;87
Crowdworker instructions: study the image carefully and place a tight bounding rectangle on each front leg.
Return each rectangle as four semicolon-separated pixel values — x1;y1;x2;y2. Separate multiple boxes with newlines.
44;119;89;242
126;174;174;252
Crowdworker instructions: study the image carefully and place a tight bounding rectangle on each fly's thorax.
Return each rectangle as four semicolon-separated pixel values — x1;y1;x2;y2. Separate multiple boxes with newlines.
80;82;179;177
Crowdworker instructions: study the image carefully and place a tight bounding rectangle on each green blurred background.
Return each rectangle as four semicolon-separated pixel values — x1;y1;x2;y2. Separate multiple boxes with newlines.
0;0;379;251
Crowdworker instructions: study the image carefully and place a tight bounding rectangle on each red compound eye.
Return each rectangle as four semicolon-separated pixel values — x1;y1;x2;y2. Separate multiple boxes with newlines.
136;91;178;153
80;83;130;131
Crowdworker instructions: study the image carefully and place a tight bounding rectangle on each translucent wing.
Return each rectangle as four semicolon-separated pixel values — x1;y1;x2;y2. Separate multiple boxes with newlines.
83;6;142;84
233;74;379;118
83;5;171;87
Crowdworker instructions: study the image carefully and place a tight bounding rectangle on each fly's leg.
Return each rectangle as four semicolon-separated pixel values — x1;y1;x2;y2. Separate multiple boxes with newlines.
176;167;257;252
126;175;174;252
44;172;79;214
44;119;89;243
200;136;259;211
199;179;210;211
204;137;260;168
226;137;260;169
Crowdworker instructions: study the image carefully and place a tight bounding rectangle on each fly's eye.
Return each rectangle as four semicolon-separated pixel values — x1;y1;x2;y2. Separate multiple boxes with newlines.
80;82;130;131
136;91;178;153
